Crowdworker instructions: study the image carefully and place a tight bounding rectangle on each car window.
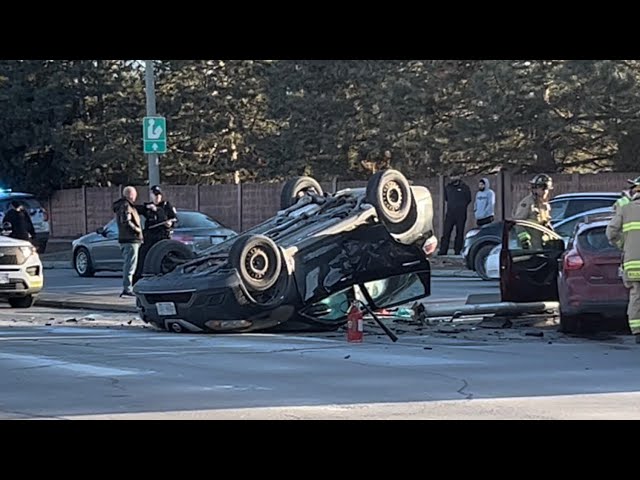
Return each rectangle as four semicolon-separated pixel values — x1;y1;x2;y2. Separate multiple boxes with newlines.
103;219;118;236
554;217;581;239
0;197;42;213
565;199;617;218
176;211;223;229
508;223;557;251
549;200;568;222
578;226;619;253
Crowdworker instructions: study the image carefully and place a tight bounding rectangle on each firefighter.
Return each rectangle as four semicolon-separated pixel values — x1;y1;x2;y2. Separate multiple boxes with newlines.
512;174;554;249
606;176;640;343
133;185;177;284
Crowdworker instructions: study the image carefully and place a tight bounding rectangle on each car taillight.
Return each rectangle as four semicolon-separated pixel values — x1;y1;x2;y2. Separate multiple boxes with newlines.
564;250;584;271
172;234;194;244
423;235;438;257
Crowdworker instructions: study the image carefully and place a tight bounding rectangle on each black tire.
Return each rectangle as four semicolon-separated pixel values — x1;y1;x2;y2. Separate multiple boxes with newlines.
280;176;323;209
366;169;417;235
73;247;95;277
9;295;35;308
229;234;283;292
142;239;195;276
559;309;582;334
474;243;498;281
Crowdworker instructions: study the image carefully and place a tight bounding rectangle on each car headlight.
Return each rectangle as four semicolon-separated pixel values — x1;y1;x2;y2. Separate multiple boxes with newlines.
19;246;37;259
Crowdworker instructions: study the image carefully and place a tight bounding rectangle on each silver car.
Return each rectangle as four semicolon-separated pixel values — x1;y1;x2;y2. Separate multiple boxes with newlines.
72;210;237;277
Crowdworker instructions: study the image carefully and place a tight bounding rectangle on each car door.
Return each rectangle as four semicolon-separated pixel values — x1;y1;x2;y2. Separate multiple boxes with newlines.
500;220;566;302
90;219;123;271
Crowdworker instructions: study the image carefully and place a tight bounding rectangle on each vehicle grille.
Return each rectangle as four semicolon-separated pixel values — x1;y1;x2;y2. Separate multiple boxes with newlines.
144;292;193;304
0;280;27;291
0;247;24;265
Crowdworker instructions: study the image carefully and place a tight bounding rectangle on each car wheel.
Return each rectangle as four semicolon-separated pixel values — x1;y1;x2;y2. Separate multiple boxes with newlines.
229;234;283;293
143;240;195;276
74;247;95;277
559;308;582;334
366;169;417;237
474;243;497;281
280;176;324;210
8;295;35;308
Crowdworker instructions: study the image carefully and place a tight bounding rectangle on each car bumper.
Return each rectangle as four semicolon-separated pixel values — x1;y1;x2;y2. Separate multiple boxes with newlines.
134;269;298;333
0;260;44;298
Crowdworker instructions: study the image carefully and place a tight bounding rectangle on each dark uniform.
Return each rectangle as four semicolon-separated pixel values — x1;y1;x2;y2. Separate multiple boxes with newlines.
4;202;36;242
133;186;177;284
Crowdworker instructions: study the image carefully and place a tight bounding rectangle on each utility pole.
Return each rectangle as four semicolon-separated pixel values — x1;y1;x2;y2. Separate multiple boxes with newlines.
144;60;160;187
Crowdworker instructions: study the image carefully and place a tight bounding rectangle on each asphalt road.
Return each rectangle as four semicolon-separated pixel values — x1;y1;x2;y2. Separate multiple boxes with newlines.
41;268;499;305
0;315;638;419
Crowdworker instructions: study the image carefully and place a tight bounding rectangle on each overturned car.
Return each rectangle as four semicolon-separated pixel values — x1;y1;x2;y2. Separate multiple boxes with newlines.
133;170;437;333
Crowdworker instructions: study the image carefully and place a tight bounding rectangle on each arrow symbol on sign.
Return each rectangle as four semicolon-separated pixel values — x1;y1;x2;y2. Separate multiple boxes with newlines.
152;143;158;151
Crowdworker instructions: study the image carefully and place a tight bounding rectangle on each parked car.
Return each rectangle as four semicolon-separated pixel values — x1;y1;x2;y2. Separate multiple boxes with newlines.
484;207;615;280
463;192;621;280
71;210;237;277
0;189;50;253
0;222;44;308
133;170;438;334
499;215;628;334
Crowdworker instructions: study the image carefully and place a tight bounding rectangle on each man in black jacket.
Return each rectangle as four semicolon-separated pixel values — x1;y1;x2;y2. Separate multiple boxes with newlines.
438;171;472;256
133;185;178;285
4;201;36;242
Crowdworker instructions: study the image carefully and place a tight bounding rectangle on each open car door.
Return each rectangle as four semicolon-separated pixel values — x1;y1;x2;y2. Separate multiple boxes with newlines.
500;220;565;302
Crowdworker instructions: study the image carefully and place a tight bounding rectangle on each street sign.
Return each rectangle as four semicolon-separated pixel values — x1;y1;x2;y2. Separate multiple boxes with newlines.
143;116;167;154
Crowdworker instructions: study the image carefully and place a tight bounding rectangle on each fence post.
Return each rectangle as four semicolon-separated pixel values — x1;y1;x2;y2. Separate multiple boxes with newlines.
237;182;243;232
195;184;200;211
47;196;54;238
502;169;512;220
332;176;338;194
438;174;445;238
82;186;88;235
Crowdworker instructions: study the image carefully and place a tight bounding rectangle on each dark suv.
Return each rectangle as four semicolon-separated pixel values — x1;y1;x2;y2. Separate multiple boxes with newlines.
462;192;621;280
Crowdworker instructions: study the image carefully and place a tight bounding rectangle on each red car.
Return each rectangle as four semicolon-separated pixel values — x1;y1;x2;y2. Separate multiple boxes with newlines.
500;216;629;334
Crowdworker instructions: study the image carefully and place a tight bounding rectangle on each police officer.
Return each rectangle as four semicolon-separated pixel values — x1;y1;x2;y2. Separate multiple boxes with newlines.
606;176;640;343
133;185;177;284
512;174;553;249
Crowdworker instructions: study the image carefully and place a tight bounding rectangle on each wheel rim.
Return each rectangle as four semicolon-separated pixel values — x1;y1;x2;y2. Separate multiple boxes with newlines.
76;251;88;274
160;252;184;274
245;247;269;280
381;180;403;214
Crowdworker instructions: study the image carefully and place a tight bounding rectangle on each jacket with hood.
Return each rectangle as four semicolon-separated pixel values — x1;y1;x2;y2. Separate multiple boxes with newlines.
112;197;143;244
474;177;495;221
607;191;640;284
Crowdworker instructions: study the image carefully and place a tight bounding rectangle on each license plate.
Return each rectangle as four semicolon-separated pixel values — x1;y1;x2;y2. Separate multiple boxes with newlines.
0;274;8;284
156;302;177;316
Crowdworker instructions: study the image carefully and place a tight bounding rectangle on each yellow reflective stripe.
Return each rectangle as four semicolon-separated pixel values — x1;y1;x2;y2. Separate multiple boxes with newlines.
629;319;640;329
624;261;640;269
622;222;640;232
517;232;531;240
616;197;631;207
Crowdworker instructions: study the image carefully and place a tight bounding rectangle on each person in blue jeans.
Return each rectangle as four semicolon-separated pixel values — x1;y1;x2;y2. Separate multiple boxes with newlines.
112;186;144;297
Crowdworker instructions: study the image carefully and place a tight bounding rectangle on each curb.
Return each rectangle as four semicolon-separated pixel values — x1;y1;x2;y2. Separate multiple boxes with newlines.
431;270;479;278
42;261;72;270
34;295;138;313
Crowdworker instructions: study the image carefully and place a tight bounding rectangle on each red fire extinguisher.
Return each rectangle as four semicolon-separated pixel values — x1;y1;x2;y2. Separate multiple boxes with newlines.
346;301;364;343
